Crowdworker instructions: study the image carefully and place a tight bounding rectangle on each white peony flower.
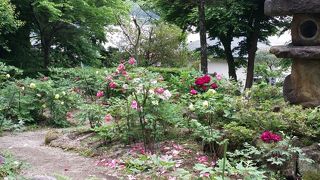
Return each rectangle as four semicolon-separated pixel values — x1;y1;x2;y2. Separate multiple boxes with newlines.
122;84;129;90
29;83;36;89
203;101;209;108
188;103;195;111
152;100;159;105
151;80;157;84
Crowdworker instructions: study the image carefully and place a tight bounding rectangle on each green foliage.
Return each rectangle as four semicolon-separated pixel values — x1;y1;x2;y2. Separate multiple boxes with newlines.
125;154;175;174
224;122;256;147
0;152;23;178
93;125;115;143
228;136;313;173
140;22;191;67
0;0;23;49
255;51;290;83
1;0;129;68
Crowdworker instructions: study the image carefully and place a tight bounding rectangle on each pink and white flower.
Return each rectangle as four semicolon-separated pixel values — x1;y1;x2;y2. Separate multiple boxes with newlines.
155;88;165;94
96;90;104;98
216;74;222;81
104;114;113;122
109;81;117;89
128;57;136;65
117;63;125;72
131;100;138;110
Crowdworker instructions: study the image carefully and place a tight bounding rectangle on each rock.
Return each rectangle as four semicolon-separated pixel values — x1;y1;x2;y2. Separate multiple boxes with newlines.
283;75;298;104
299;143;320;176
44;130;62;145
265;0;320;16
270;46;320;59
31;175;57;180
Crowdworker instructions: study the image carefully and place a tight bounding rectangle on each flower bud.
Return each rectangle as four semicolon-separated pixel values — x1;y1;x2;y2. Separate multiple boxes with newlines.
29;83;36;89
202;101;209;108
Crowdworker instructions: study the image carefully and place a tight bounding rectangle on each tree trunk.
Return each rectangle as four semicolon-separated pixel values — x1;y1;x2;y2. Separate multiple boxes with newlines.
198;0;208;74
221;38;237;81
245;30;259;89
43;44;50;68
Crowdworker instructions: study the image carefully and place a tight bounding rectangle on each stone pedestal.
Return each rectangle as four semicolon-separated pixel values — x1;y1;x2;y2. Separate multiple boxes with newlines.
291;59;320;107
271;46;320;107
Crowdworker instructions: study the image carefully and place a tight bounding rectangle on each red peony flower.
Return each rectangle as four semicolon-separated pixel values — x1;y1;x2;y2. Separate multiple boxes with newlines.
201;85;208;91
202;75;211;83
211;83;218;89
195;75;211;86
260;131;282;143
195;77;205;86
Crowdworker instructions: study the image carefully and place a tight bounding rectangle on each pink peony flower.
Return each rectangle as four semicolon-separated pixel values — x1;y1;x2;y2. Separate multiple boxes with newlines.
117;63;125;72
131;100;138;110
260;131;282;143
190;89;198;95
155;88;165;94
211;83;218;89
197;155;209;164
66;112;73;119
109;81;117;89
96;90;104;98
104;114;113;122
202;173;210;178
128;57;136;65
216;74;222;81
106;76;113;81
122;71;128;76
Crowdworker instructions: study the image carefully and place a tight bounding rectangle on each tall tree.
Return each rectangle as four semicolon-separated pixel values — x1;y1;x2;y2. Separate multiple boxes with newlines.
0;0;23;50
198;0;208;74
243;0;282;88
205;0;248;80
150;0;208;74
1;0;128;69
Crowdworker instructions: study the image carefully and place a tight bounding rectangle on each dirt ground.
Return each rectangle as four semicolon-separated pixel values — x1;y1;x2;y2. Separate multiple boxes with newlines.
0;129;117;180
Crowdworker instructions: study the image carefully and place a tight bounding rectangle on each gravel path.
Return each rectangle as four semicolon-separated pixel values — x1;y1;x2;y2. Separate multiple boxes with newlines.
0;129;116;180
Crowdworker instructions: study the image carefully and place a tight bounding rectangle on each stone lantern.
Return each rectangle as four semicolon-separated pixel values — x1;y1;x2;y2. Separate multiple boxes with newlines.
265;0;320;107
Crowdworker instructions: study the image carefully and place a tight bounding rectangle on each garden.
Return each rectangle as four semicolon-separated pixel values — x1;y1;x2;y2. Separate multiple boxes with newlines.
1;0;320;179
1;59;320;179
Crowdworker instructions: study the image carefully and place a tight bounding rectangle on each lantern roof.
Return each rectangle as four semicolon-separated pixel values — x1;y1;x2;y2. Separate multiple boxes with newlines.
265;0;320;16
